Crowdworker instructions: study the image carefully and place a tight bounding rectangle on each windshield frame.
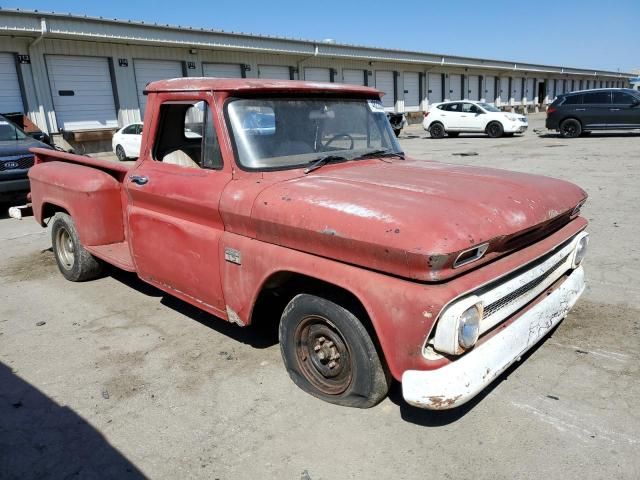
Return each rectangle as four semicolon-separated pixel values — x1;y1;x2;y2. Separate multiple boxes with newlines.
0;116;28;142
477;102;501;113
223;95;403;173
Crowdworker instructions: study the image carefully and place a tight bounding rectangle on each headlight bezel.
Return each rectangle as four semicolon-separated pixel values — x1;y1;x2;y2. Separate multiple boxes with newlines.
572;232;589;268
433;295;484;355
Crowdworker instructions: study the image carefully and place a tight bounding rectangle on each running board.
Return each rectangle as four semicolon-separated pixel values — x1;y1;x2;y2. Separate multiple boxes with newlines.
86;241;136;272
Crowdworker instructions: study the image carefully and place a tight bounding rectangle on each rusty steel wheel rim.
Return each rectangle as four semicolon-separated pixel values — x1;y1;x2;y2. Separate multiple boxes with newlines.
294;315;352;395
55;226;75;270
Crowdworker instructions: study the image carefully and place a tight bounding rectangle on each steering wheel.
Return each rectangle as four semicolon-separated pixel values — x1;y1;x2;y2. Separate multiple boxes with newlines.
322;133;354;151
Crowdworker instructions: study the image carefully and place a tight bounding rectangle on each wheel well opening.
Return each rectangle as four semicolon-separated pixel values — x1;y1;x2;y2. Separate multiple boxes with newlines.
40;203;69;226
250;272;386;364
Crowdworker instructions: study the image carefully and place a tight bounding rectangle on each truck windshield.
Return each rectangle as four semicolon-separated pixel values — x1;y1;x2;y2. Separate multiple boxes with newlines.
226;97;403;171
0;119;28;141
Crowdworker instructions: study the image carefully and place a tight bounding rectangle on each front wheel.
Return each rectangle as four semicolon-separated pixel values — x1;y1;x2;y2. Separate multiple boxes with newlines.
486;121;504;138
279;294;390;408
559;118;582;138
51;213;103;282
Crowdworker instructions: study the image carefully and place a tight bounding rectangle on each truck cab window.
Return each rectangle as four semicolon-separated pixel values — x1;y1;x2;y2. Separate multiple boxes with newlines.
153;100;222;169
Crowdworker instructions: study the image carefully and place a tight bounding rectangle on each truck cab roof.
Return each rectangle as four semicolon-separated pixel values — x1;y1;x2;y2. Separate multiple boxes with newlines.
144;77;381;97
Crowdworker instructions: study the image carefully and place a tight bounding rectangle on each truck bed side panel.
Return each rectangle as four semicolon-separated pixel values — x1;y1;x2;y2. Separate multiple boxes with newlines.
29;161;125;246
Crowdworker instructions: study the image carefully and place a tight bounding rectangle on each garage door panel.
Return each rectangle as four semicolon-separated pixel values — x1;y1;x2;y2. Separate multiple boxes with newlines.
449;74;461;100
0;53;24;113
468;75;479;101
403;72;420;111
258;65;290;80
375;71;395;109
47;55;118;131
427;73;442;104
134;59;183;117
305;68;331;82
203;63;243;78
342;69;365;86
484;76;495;103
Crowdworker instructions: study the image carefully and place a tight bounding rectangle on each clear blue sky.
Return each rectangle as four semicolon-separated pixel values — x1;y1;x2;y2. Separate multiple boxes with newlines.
7;0;638;72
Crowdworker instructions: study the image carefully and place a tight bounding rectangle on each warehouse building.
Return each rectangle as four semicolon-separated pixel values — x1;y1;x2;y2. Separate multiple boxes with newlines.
0;8;633;147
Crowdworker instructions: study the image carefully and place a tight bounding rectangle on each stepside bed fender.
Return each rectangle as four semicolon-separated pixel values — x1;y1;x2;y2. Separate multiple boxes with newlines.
29;161;125;246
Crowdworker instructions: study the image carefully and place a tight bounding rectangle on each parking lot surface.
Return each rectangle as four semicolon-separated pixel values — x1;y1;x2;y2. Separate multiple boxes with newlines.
1;114;639;479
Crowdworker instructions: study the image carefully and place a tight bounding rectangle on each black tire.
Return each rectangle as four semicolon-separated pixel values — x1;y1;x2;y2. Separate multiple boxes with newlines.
279;294;390;408
429;122;446;139
559;118;582;138
115;145;127;161
51;213;103;282
447;132;460;137
486;121;504;138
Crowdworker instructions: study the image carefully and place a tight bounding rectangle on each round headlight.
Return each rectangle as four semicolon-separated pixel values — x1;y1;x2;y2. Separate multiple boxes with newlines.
458;305;482;350
572;234;589;268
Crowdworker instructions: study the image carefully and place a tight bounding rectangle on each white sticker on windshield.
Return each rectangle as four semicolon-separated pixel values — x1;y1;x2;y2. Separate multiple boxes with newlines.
367;100;385;113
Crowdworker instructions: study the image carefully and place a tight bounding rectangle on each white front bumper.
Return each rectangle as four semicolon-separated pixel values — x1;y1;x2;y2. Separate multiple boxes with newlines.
402;266;585;410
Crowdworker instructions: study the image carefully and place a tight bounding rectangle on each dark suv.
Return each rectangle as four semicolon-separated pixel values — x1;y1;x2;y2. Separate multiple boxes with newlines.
546;88;640;138
0;114;50;203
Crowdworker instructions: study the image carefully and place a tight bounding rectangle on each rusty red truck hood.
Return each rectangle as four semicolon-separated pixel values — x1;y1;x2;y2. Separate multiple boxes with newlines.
251;159;587;281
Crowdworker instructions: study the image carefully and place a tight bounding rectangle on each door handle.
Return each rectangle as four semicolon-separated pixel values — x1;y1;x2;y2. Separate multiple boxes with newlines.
129;175;149;186
609;108;620;111
575;108;586;111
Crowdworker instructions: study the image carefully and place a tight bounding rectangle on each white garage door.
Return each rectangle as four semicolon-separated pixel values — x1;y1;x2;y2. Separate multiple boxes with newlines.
47;55;118;131
525;78;535;103
427;73;443;104
0;53;24;113
499;77;509;104
203;63;243;78
484;76;495;103
342;69;365;86
512;77;523;103
468;75;479;101
403;72;420;112
375;71;395;109
258;65;290;80
449;74;461;100
304;67;331;82
134;59;183;117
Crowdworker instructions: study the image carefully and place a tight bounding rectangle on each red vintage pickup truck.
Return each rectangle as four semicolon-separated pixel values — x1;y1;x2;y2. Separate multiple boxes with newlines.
28;78;589;410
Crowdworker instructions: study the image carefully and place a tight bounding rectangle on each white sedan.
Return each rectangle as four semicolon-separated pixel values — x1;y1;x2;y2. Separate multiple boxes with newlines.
423;101;528;138
112;123;143;160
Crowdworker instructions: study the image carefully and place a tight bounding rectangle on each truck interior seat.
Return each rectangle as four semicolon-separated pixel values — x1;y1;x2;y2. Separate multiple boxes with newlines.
162;149;200;169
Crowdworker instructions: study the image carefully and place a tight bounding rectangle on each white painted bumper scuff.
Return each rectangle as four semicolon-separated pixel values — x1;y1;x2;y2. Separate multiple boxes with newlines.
401;266;585;410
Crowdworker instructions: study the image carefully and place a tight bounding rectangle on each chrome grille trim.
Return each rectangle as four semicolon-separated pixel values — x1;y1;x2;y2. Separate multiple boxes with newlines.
476;237;578;335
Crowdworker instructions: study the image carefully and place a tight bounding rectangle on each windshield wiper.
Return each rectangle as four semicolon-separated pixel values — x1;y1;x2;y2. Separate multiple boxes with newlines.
355;149;406;161
304;154;348;174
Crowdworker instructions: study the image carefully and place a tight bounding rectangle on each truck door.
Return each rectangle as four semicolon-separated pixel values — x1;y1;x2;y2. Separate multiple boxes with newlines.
126;96;231;316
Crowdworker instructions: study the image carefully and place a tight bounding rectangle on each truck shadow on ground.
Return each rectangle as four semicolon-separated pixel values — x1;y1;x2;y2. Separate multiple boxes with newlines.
0;362;144;480
386;326;557;426
109;269;280;349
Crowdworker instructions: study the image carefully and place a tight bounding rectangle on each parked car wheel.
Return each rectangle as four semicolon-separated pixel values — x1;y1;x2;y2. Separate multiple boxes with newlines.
115;145;127;161
429;123;446;139
559;118;582;138
51;213;103;282
486;121;504;138
279;294;390;408
447;132;460;137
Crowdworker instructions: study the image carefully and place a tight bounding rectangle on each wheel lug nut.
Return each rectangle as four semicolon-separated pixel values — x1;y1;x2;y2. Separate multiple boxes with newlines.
328;361;337;369
318;352;326;360
334;353;340;359
326;341;334;347
313;345;321;352
318;337;325;344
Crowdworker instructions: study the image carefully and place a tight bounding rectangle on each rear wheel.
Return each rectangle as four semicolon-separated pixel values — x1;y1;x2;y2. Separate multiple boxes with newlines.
51;213;103;282
559;118;582;138
429;123;446;139
279;294;390;408
486;121;504;138
115;145;127;161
